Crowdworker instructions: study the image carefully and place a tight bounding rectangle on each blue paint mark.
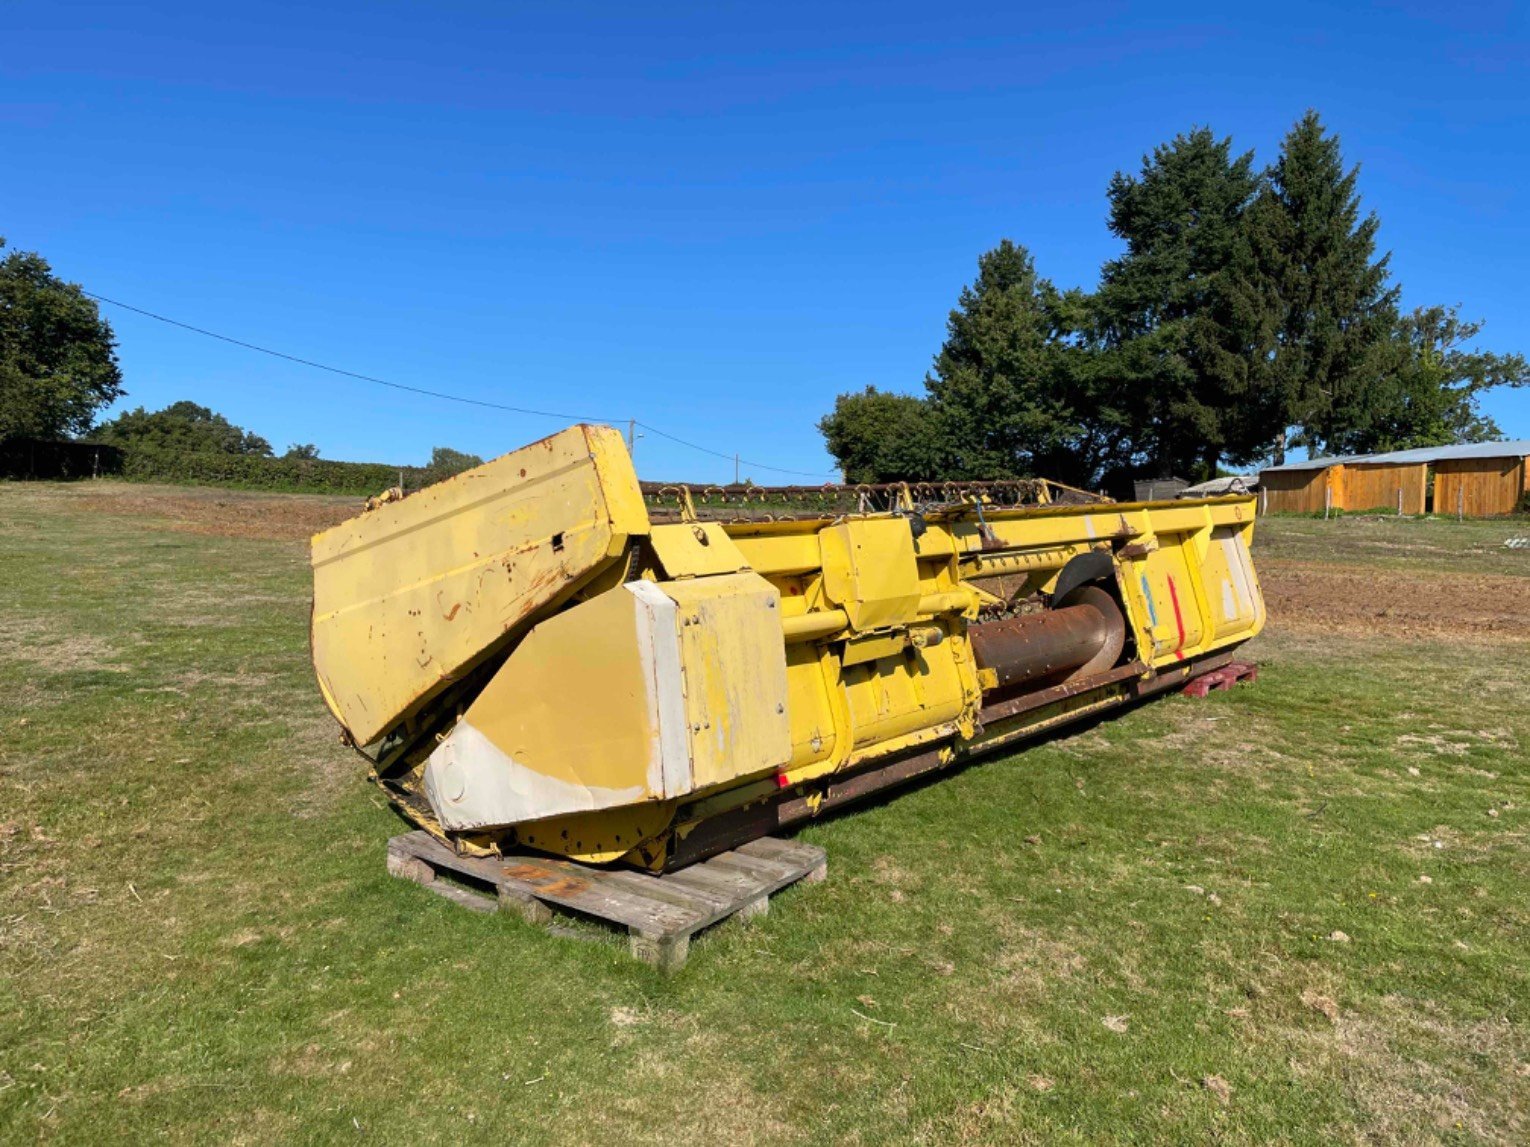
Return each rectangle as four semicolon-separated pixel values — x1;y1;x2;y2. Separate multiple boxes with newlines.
1139;574;1158;626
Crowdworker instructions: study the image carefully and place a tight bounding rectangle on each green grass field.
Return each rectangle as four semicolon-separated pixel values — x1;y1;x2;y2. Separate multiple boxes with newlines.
1;484;1526;1144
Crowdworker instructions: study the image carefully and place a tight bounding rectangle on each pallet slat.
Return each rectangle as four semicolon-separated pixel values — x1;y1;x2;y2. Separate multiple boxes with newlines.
1182;660;1258;699
385;831;827;972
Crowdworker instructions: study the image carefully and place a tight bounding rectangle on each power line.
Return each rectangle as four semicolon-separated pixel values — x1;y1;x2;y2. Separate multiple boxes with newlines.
84;292;618;422
84;291;835;480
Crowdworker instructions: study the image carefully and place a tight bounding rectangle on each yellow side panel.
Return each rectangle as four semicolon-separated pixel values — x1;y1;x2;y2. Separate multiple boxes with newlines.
1124;543;1206;663
664;573;793;790
1120;517;1264;666
820;518;921;631
1199;525;1264;643
309;424;647;746
783;646;838;771
456;586;661;795
843;628;967;750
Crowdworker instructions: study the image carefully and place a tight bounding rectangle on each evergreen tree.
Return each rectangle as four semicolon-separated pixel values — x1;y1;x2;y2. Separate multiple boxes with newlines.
817;241;1107;488
1094;128;1273;480
923;240;1102;485
1248;111;1398;461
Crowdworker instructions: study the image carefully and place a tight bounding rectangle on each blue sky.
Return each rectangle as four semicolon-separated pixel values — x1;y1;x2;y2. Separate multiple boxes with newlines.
3;1;1527;481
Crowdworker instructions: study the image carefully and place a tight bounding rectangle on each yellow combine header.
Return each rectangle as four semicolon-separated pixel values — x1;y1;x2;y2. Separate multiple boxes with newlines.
311;425;1264;872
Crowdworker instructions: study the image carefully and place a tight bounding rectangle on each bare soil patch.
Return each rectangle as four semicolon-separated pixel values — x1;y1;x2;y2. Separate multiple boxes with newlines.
1260;559;1530;643
58;483;358;541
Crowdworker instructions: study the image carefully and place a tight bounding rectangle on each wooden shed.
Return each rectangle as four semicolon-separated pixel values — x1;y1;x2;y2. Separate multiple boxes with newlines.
1260;441;1530;518
1339;461;1427;515
1258;462;1340;513
1432;453;1530;516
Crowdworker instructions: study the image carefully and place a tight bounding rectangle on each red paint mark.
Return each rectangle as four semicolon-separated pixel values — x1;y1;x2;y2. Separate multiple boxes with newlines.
775;772;790;789
1166;574;1186;660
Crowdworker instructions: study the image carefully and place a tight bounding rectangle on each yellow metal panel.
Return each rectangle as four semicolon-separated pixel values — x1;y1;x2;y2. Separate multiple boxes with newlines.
842;630;913;667
664;573;793;790
1199;525;1264;642
454;585;661;796
726;531;826;577
842;627;968;750
820;518;922;631
309;424;647;746
649;522;750;578
783;645;838;772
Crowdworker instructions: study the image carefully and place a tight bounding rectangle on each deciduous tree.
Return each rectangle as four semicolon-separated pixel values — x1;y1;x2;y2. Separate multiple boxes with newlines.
96;401;274;455
817;387;948;484
0;239;124;441
1328;306;1529;453
420;445;484;484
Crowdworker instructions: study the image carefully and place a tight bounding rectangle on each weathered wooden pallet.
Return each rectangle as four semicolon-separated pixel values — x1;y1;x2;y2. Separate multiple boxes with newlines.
1181;659;1258;698
386;830;827;972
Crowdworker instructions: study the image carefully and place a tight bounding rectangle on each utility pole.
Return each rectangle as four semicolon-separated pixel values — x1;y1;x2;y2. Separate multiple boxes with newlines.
734;452;740;486
627;419;636;457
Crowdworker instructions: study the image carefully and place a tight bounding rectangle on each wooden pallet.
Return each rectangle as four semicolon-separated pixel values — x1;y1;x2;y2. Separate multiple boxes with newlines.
1181;659;1258;698
386;830;827;972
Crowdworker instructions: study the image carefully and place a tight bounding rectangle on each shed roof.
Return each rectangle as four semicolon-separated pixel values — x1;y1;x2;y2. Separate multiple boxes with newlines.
1261;440;1530;474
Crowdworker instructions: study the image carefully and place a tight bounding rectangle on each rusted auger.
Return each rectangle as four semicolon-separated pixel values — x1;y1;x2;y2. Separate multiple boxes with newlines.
311;425;1264;872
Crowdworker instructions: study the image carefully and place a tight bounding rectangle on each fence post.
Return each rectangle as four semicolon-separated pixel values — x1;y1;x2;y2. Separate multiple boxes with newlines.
1457;485;1464;522
1324;485;1331;520
1260;487;1267;516
1397;487;1403;517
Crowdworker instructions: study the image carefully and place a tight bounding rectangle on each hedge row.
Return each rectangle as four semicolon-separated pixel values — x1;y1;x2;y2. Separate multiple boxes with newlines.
0;438;124;480
118;447;429;496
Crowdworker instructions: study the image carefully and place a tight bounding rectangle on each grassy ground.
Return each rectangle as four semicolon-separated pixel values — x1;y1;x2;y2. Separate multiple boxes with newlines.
1;484;1526;1144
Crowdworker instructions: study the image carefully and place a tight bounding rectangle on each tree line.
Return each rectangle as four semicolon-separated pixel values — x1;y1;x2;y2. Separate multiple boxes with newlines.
820;113;1530;492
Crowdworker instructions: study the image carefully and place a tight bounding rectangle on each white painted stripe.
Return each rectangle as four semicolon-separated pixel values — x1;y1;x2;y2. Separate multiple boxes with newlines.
424;720;646;831
1219;535;1255;616
625;580;692;798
